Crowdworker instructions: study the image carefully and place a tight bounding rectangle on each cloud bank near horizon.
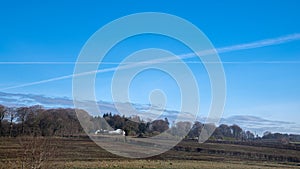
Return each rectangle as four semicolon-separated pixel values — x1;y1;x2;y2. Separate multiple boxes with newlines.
0;91;299;136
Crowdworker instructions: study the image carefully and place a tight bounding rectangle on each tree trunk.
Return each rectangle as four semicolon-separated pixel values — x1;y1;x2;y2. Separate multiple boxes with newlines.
9;114;14;137
0;120;2;136
21;118;25;135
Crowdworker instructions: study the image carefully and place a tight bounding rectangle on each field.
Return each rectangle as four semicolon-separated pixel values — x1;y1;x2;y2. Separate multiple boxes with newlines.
0;137;299;169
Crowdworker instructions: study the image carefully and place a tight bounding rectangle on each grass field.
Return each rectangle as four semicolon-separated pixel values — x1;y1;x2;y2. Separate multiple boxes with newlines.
0;137;299;169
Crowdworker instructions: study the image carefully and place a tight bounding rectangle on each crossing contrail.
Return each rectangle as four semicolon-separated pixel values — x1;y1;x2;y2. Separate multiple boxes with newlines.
1;33;300;91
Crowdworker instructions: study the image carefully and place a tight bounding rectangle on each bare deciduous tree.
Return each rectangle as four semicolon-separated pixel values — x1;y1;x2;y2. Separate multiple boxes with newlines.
17;107;31;135
7;107;16;137
0;105;7;136
18;136;59;169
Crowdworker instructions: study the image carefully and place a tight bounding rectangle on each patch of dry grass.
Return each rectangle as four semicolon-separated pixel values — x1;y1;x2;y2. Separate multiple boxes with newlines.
1;137;299;169
40;160;300;169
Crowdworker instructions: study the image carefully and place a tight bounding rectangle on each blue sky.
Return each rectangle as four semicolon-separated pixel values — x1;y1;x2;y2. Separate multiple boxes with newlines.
0;1;300;123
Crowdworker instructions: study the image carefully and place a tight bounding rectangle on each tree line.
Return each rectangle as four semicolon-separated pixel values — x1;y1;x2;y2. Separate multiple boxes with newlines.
0;104;299;142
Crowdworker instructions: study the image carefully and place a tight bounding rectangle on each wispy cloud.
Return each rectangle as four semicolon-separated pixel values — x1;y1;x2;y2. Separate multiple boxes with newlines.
220;115;300;135
1;33;300;91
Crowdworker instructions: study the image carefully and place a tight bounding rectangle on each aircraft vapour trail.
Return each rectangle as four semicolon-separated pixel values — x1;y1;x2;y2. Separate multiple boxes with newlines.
217;33;300;53
1;33;300;91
